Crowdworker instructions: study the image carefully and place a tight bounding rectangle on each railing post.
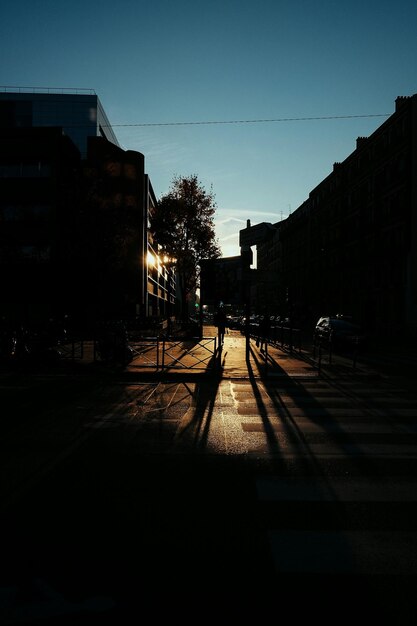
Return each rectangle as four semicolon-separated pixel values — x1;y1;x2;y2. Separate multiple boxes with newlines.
329;331;333;364
265;340;268;376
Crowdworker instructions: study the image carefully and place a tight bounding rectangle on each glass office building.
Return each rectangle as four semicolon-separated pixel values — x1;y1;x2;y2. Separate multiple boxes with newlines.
0;87;120;157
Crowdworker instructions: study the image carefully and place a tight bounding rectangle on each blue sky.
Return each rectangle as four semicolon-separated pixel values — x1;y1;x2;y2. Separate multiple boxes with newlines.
1;0;416;257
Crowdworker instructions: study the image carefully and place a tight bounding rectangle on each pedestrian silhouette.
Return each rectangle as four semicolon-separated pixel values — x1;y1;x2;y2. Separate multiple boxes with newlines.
258;314;271;352
214;306;227;347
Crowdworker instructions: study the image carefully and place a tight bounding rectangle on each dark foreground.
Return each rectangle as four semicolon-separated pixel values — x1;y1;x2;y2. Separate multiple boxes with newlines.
1;332;417;624
5;449;416;625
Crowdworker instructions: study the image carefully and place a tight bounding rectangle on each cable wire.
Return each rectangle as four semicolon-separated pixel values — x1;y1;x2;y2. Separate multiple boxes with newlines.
112;113;391;128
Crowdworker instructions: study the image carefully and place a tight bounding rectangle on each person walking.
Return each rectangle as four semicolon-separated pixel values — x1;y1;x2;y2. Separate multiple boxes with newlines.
259;314;271;353
215;306;227;347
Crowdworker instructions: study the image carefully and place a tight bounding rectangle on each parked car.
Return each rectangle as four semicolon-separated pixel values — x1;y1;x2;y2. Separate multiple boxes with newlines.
226;316;241;330
314;316;367;351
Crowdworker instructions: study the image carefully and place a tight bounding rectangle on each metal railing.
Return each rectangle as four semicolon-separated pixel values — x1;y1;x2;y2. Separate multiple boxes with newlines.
57;339;84;360
313;333;360;371
248;324;303;353
129;338;160;369
94;336;218;372
161;337;217;371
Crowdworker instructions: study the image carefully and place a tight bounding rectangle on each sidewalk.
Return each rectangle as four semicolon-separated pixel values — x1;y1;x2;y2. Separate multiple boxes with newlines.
2;328;417;623
2;325;416;385
212;329;319;379
123;326;414;381
119;325;321;380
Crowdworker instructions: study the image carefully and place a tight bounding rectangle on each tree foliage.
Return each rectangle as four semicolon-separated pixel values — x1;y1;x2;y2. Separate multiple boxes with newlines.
150;175;221;317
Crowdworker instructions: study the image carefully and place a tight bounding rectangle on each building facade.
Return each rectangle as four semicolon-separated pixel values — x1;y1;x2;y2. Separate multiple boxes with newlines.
0;88;119;157
0;89;172;329
255;94;417;340
81;136;157;322
0;126;81;322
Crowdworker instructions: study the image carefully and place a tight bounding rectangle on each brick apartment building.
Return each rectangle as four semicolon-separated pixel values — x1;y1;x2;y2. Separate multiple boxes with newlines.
255;94;417;341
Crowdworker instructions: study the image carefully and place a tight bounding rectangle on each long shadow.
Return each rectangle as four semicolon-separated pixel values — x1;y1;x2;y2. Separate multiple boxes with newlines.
243;342;399;604
1;333;403;614
245;344;341;478
249;338;385;475
243;344;362;565
245;345;287;463
172;372;222;452
172;335;240;452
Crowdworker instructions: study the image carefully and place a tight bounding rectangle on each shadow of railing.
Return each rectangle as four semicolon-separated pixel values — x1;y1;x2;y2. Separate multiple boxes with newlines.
119;336;219;373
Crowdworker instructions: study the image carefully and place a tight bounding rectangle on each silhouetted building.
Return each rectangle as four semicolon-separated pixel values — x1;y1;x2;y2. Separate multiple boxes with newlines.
0;126;81;322
200;255;242;308
255;94;417;340
0;89;173;327
80;137;160;321
0;88;119;157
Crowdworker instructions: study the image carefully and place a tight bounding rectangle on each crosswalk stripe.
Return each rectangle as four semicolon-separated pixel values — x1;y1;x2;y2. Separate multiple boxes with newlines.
233;375;417;580
267;529;417;574
256;476;417;501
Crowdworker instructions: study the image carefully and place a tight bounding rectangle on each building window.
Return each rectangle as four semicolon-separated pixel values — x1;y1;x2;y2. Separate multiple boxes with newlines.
0;161;50;177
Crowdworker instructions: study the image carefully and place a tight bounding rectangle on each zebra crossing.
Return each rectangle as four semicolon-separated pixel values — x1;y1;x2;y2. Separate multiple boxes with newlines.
231;374;417;600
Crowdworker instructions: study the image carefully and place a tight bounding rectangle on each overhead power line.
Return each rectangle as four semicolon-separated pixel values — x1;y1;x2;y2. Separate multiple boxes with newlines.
112;113;391;128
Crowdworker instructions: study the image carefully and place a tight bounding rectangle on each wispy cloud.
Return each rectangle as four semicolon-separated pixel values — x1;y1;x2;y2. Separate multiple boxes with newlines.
214;207;283;259
215;216;247;226
219;232;239;242
216;207;281;221
214;213;245;257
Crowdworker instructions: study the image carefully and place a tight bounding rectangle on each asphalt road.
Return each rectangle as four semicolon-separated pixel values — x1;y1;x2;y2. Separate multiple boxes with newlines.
1;333;417;624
